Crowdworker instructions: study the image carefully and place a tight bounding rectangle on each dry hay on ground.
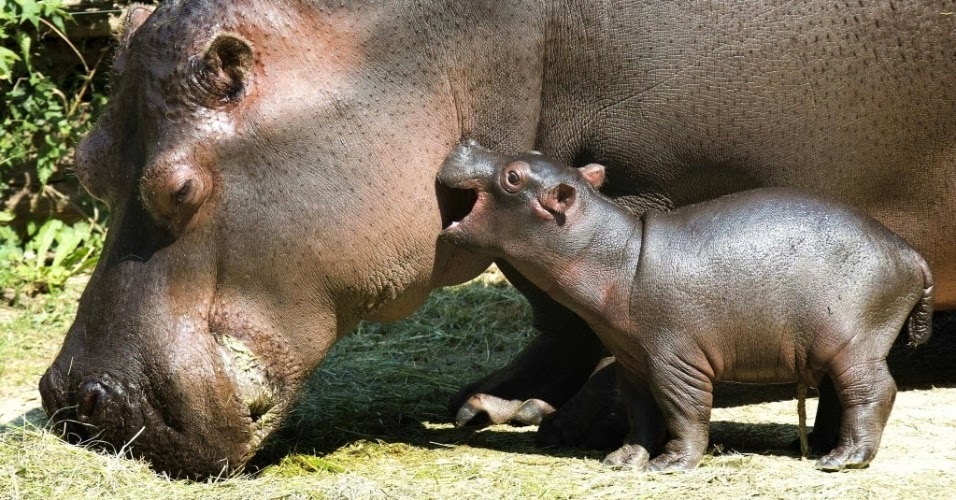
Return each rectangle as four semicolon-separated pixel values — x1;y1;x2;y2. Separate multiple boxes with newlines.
1;271;954;498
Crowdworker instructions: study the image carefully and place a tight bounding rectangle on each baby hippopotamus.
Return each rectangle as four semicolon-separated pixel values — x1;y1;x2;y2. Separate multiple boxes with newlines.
439;141;934;472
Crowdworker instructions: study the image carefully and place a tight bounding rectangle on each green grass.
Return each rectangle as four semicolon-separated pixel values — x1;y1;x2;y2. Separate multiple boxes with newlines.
1;268;955;499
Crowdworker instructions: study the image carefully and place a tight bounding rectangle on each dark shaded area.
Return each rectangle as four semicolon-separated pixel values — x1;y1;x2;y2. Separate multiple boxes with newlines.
708;421;804;458
0;408;47;435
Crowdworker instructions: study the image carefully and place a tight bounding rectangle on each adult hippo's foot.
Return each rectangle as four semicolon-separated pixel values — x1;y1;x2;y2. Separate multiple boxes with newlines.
537;357;628;449
449;326;601;427
454;394;555;426
450;262;609;429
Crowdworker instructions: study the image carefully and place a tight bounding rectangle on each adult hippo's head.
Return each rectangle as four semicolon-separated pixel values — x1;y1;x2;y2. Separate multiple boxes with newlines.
38;0;544;477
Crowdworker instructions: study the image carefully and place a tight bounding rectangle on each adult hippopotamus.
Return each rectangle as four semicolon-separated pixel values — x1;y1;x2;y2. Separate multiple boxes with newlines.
39;0;956;478
437;143;933;471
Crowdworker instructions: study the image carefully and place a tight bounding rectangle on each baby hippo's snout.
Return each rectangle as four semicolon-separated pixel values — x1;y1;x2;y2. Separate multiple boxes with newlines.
438;141;504;190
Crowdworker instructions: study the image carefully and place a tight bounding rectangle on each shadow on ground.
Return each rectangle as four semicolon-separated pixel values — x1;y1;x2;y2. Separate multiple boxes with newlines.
0;407;47;435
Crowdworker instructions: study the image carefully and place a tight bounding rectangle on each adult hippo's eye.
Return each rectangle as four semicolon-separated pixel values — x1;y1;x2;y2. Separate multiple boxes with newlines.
501;161;530;193
140;159;212;235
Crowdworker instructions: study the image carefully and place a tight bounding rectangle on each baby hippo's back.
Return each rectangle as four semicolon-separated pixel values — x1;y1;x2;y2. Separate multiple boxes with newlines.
630;187;928;385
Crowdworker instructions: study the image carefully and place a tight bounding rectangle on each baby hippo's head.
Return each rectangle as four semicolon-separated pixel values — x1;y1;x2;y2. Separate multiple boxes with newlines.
438;140;606;257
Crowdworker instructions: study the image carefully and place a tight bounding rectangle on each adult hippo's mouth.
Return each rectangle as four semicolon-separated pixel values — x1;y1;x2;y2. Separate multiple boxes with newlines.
207;307;307;454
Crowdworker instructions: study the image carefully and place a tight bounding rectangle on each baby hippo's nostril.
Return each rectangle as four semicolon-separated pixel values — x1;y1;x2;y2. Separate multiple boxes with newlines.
77;379;112;423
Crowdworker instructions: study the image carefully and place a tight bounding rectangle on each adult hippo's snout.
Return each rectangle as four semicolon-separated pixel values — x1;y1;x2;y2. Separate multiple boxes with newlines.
40;364;150;450
38;286;296;478
36;184;305;478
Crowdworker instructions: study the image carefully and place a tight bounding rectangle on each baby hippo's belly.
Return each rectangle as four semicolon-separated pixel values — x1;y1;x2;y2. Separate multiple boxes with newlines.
700;327;803;384
627;188;922;387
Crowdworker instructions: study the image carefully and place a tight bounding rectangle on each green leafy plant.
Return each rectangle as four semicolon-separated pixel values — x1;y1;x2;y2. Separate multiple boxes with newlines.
0;0;68;81
1;212;104;298
1;0;110;298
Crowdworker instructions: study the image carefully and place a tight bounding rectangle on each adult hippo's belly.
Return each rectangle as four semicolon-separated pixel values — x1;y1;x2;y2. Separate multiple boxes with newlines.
38;0;955;477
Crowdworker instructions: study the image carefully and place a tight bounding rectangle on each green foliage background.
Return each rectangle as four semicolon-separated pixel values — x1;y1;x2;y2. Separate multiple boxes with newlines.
1;0;111;299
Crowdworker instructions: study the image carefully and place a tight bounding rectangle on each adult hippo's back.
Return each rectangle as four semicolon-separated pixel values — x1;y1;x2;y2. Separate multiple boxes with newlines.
39;0;956;477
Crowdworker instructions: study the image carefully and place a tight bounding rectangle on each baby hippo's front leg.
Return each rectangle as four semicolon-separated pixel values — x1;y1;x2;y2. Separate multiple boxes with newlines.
643;363;714;471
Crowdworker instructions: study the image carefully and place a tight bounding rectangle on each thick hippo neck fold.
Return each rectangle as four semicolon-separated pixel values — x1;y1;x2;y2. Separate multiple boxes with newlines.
507;195;642;335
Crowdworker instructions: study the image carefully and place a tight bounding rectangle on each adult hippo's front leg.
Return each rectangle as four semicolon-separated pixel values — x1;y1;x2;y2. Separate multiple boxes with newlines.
537;356;629;450
451;262;629;448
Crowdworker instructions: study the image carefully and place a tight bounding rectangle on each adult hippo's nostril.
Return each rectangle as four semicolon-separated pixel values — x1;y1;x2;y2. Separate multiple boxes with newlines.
76;380;111;423
74;373;131;432
41;368;136;445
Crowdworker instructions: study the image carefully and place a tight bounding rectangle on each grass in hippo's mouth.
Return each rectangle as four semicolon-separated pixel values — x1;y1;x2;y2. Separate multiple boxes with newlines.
2;269;956;498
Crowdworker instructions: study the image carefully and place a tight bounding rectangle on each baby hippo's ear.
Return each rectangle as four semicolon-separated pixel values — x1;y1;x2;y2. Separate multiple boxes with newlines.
540;183;577;218
579;163;606;189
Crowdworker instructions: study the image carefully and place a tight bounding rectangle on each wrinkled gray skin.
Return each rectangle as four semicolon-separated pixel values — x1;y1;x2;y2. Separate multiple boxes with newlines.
39;0;956;477
438;143;934;471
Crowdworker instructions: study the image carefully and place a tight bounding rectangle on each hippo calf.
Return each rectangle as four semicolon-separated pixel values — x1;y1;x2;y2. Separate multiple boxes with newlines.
438;142;934;472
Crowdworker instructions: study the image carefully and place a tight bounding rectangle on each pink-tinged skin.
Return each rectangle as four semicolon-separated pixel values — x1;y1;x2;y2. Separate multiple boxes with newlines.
40;0;955;477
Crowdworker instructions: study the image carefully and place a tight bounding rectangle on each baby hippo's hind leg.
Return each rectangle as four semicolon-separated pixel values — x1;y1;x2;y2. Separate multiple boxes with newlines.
816;354;897;472
808;376;842;453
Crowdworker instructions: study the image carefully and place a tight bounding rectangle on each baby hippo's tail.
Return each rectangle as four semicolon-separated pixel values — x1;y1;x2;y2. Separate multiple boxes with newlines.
906;250;934;346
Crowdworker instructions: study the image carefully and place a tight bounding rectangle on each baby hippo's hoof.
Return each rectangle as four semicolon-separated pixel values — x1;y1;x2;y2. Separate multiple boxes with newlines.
815;445;875;472
602;444;650;468
645;451;701;472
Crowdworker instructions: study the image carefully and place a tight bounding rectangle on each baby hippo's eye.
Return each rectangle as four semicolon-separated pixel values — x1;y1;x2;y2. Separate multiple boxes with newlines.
501;161;529;193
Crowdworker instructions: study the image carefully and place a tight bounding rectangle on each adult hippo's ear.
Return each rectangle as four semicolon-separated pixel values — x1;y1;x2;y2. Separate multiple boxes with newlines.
112;4;156;75
193;33;255;106
579;163;606;189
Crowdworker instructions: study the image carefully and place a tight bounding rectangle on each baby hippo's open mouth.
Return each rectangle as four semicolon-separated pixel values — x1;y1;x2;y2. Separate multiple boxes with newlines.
437;179;479;232
437;140;504;234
